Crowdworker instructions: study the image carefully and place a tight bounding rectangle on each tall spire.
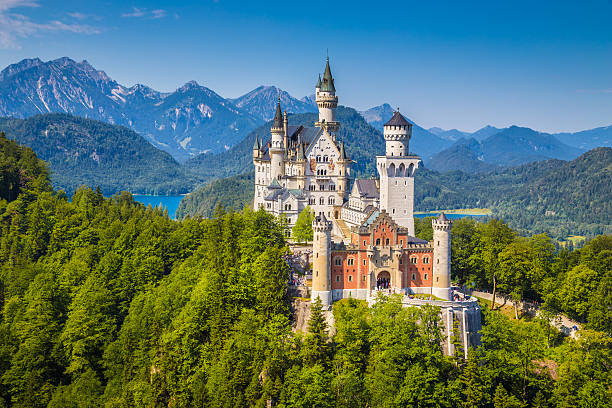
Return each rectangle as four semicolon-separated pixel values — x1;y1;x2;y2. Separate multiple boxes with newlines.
297;135;306;160
320;56;335;92
273;97;283;128
316;73;322;88
339;140;348;161
252;135;260;150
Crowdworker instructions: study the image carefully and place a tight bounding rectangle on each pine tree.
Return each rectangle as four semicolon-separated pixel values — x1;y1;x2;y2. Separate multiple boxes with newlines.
459;349;488;408
303;297;329;366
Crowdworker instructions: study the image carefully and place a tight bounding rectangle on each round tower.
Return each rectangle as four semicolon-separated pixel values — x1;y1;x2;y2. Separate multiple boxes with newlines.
270;98;285;181
315;57;339;133
383;109;412;157
312;213;332;308
432;213;452;300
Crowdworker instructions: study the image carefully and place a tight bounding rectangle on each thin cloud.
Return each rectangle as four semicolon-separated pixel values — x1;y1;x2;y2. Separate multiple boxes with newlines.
0;0;101;49
122;7;167;19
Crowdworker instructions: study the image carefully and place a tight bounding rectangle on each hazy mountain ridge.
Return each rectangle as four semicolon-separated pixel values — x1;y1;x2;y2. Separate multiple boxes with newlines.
230;86;318;121
427;126;585;172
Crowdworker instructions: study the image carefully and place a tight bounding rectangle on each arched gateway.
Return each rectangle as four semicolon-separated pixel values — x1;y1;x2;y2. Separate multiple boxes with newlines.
376;271;391;290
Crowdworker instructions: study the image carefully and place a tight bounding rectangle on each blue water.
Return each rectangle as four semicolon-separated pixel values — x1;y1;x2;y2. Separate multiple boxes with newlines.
414;212;488;219
133;195;184;219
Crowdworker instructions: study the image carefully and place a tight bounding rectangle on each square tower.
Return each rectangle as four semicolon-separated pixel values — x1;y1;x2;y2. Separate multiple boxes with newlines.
376;110;420;236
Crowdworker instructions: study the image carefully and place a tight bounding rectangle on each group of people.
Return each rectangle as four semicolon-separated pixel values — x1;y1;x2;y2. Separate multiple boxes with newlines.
376;277;390;290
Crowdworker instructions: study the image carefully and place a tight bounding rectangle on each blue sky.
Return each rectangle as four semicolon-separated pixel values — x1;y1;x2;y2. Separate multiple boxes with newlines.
0;0;610;133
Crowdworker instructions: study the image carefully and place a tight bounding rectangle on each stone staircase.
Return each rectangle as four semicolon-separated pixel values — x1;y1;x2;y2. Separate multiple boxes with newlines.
334;218;352;241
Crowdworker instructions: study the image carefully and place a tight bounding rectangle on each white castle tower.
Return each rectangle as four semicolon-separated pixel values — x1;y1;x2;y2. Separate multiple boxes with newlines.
269;99;285;182
315;57;339;134
376;110;421;236
311;213;332;308
432;213;452;300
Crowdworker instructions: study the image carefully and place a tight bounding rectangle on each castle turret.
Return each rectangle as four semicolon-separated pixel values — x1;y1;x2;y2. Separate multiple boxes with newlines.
270;98;285;181
315;57;339;134
384;110;411;157
432;213;452;300
312;213;332;308
252;135;260;159
376;110;420;235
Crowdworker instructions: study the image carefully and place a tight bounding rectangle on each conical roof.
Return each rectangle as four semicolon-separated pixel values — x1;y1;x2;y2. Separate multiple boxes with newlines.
252;135;260;150
339;140;348;161
273;98;283;128
384;110;410;127
320;57;335;92
316;73;322;88
437;212;449;222
296;136;306;160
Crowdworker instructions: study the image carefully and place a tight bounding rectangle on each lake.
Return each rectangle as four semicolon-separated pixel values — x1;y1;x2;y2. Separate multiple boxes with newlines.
133;195;184;219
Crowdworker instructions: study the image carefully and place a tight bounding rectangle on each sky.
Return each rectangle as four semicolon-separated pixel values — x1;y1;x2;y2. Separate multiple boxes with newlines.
0;0;610;133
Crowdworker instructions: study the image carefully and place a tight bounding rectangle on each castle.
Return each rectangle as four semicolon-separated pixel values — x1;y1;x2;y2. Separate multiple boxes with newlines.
253;57;453;304
253;57;481;355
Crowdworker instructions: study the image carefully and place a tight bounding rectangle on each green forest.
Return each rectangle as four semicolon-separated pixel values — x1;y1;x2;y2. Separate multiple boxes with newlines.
0;124;610;407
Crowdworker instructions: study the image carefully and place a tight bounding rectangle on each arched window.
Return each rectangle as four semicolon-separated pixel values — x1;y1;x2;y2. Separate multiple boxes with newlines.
398;163;405;177
328;196;335;205
376;238;381;245
334;257;342;266
423;257;430;264
385;238;390;246
319;197;324;205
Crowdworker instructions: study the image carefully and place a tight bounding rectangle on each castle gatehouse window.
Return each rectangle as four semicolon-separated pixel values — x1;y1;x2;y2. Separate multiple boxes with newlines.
334;258;342;266
336;275;340;282
423;257;430;264
410;257;417;264
412;273;416;280
348;275;353;282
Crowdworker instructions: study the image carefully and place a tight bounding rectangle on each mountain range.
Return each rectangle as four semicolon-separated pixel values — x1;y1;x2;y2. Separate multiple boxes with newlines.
0;56;610;180
427;126;585;173
0;58;319;161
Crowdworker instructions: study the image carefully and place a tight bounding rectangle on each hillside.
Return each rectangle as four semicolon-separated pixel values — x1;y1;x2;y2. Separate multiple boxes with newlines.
554;125;612;151
427;138;499;173
427;126;584;172
0;113;196;195
176;172;254;218
418;147;612;238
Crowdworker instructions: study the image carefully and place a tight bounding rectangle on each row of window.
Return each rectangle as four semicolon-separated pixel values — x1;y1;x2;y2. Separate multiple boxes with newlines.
308;184;337;191
315;155;330;162
309;197;336;205
334;254;430;266
332;273;429;283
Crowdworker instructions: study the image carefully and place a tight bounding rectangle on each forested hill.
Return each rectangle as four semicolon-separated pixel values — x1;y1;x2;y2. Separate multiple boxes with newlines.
417;147;612;238
185;106;387;182
179;148;612;239
0;113;197;195
1;137;610;407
